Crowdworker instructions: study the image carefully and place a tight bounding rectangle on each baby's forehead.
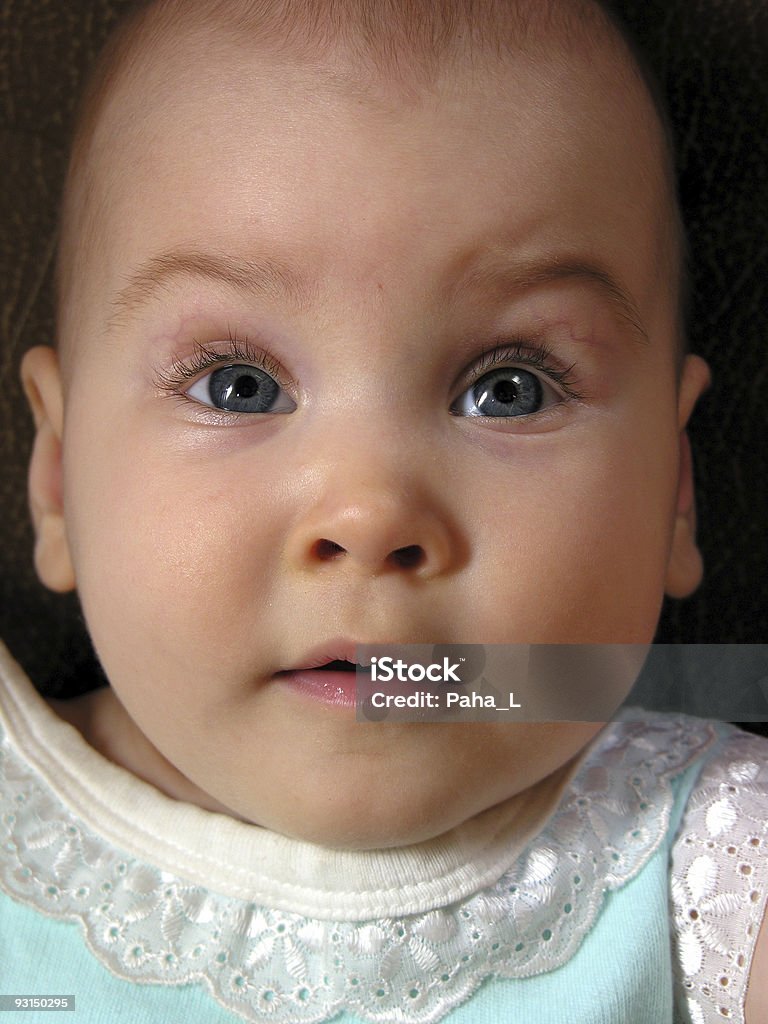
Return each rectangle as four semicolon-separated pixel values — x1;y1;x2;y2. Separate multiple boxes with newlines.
76;0;662;173
58;0;680;369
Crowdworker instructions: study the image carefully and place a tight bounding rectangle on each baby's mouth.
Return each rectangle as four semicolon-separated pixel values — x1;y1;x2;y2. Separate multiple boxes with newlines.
273;654;371;708
270;639;378;707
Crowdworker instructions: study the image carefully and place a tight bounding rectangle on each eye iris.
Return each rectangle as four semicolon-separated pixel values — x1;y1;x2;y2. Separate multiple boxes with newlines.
209;364;279;413
474;368;542;416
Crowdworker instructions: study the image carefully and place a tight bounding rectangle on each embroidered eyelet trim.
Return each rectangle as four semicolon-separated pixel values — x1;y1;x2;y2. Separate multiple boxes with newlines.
671;730;768;1024
0;714;714;1023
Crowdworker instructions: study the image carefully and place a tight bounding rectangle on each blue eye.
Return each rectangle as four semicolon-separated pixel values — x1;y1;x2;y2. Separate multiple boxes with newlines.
186;363;296;414
451;367;554;418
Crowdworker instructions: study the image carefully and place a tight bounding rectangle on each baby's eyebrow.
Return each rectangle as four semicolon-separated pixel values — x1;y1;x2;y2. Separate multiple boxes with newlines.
106;248;314;331
107;246;648;345
449;251;650;345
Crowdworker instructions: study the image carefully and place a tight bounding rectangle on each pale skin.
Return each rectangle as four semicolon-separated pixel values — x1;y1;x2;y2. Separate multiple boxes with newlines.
18;14;768;1017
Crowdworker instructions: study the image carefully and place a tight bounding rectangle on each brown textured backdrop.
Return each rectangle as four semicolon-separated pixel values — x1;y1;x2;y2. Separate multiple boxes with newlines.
1;0;767;697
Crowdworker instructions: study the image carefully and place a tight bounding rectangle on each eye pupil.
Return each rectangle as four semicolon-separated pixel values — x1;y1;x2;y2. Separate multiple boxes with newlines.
493;379;518;404
233;374;259;399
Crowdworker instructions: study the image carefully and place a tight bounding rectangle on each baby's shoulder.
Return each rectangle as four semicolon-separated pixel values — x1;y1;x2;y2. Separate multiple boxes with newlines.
670;722;768;891
669;723;768;1023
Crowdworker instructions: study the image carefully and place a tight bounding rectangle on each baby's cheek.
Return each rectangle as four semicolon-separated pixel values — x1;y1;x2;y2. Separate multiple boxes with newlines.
63;413;278;685
469;435;674;643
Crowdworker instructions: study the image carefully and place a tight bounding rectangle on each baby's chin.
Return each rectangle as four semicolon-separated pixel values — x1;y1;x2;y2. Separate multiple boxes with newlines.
236;798;480;850
210;731;596;850
199;763;493;849
202;775;472;849
156;720;604;849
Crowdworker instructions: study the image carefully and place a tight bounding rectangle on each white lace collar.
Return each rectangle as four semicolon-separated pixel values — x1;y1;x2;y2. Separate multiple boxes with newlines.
0;642;715;1023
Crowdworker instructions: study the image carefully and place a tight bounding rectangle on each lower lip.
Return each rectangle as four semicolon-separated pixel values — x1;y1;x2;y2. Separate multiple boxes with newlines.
273;669;363;708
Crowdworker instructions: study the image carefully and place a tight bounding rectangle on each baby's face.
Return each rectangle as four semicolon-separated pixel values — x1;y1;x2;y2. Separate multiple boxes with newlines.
32;23;707;846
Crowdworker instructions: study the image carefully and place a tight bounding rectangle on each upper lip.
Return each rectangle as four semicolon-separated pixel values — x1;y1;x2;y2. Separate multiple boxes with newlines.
284;639;370;672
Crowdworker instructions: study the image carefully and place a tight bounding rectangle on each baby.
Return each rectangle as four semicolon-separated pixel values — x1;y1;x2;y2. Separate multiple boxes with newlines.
2;0;766;1021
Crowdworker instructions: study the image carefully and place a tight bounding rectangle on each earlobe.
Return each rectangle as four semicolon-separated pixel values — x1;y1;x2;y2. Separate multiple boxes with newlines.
20;346;76;593
664;354;711;600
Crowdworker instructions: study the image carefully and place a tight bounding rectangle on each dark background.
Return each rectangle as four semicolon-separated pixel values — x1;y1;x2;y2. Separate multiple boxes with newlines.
0;0;766;699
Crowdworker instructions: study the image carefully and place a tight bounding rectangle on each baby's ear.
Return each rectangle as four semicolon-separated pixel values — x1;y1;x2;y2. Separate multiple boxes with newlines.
20;346;76;593
665;354;711;599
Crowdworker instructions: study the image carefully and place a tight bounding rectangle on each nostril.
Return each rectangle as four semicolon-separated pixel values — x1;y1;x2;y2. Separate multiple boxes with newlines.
314;538;346;560
388;545;425;569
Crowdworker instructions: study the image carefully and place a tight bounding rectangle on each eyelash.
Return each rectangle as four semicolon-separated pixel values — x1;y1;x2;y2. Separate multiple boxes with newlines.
469;340;584;402
154;331;585;404
155;330;295;397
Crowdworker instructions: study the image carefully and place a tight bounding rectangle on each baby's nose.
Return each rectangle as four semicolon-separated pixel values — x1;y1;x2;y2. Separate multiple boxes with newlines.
284;487;465;580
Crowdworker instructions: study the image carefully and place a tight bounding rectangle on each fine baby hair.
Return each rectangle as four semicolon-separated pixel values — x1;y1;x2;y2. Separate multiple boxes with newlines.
1;1;767;1022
